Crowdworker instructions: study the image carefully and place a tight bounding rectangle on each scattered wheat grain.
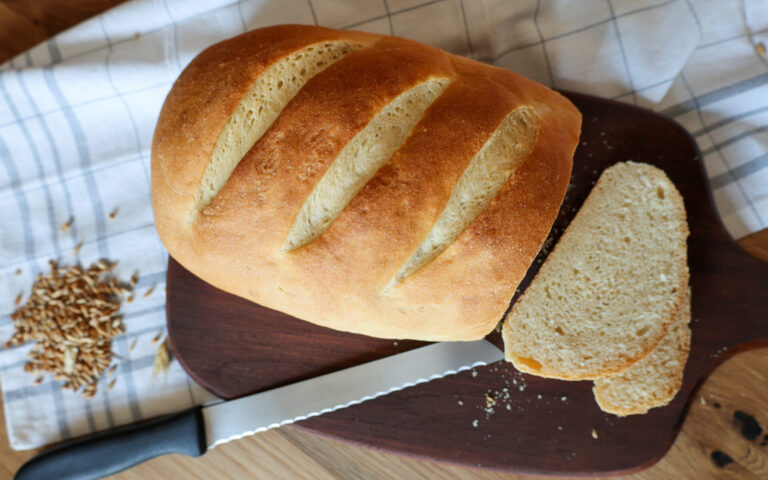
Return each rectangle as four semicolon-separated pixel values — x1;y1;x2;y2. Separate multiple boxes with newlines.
7;259;130;398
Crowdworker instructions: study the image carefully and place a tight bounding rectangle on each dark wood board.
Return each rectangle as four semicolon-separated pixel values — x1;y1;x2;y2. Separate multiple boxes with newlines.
165;91;768;476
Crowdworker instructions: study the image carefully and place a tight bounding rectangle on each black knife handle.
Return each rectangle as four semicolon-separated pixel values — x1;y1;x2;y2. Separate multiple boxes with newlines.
15;407;206;480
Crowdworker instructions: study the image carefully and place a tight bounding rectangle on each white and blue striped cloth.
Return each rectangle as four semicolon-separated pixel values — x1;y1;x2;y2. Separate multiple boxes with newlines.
1;0;766;450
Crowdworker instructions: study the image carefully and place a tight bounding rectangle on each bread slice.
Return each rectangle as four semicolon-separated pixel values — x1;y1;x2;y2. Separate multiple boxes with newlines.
502;161;689;379
593;289;691;416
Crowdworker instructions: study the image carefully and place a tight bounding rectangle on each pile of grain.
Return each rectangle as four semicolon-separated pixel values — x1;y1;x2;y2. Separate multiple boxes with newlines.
7;260;130;398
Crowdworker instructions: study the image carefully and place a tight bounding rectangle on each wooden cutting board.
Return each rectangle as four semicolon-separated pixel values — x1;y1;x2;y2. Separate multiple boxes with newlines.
165;91;768;476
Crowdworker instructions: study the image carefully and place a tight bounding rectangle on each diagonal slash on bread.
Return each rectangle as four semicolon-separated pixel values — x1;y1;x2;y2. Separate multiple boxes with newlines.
151;25;581;341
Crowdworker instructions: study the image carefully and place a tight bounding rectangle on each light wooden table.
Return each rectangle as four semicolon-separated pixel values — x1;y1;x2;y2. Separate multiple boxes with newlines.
1;2;767;479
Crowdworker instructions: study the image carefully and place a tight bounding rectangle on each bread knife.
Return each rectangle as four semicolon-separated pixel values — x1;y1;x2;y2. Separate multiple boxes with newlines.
15;339;503;480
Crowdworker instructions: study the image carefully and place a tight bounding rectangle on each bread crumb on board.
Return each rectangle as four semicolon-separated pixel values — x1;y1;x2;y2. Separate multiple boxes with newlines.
465;364;531;419
591;428;598;439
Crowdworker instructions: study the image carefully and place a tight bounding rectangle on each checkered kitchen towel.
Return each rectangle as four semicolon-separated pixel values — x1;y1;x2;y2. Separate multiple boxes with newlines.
1;0;766;450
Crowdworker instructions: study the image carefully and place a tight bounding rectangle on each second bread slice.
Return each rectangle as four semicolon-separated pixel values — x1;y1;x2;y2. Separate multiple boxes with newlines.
502;161;689;380
592;289;691;416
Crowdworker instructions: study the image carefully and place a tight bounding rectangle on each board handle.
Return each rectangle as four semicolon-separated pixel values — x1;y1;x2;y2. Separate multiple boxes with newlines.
14;407;206;480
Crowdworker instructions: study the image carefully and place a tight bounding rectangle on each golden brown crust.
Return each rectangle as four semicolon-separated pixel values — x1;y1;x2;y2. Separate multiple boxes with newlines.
152;25;379;254
151;25;581;341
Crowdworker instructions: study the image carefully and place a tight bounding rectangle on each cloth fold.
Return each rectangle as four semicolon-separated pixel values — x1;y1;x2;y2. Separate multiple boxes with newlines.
0;0;766;450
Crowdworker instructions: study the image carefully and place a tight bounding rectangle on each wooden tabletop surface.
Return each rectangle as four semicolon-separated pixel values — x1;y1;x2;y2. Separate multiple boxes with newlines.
1;2;767;479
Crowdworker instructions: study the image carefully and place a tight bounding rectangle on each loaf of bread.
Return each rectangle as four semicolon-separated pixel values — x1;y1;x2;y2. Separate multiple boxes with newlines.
151;25;580;341
502;162;689;378
592;289;691;416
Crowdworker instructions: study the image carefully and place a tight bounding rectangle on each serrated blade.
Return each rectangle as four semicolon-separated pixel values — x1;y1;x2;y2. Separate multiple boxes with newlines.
202;339;503;449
